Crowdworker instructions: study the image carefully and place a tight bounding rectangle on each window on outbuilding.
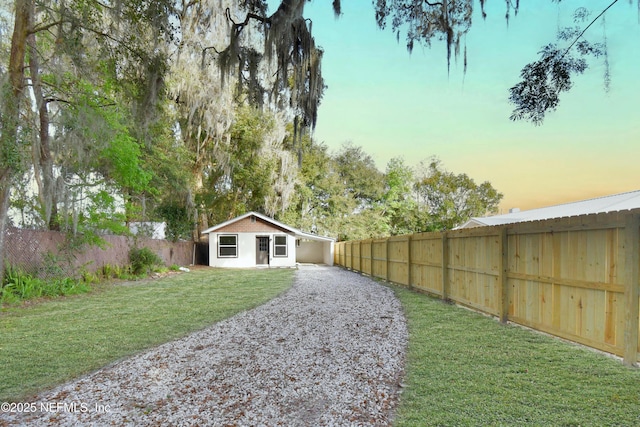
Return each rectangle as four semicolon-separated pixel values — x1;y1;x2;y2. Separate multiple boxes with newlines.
274;235;287;257
218;235;238;257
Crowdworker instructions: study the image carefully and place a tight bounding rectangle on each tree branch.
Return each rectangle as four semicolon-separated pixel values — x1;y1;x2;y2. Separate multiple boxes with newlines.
560;0;618;61
29;19;66;35
202;45;221;55
44;96;71;105
225;7;271;28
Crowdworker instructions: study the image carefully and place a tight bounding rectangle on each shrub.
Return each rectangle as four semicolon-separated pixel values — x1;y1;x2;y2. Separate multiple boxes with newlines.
100;264;117;279
1;265;90;304
81;270;101;285
0;287;20;305
129;247;163;276
2;267;43;301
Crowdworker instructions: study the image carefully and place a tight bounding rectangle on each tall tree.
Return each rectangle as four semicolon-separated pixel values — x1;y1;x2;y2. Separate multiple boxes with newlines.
0;0;176;277
212;1;326;121
24;0;168;231
383;157;417;236
0;0;32;280
280;137;386;240
415;159;503;231
197;105;296;225
281;137;349;238
334;143;385;210
168;0;239;237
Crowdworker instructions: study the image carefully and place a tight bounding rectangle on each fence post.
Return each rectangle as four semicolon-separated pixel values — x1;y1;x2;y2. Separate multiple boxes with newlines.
499;228;509;323
369;239;374;277
385;237;390;281
407;235;412;288
624;214;640;366
343;242;346;267
350;241;354;270
442;231;449;301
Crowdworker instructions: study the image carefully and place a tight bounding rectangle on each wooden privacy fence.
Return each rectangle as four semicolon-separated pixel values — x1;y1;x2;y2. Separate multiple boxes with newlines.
334;209;640;366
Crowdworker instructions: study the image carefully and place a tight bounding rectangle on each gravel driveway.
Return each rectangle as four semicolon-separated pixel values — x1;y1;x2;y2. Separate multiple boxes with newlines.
1;266;408;426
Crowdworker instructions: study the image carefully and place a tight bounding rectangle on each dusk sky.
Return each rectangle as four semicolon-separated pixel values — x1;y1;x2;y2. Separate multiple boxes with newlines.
267;1;639;212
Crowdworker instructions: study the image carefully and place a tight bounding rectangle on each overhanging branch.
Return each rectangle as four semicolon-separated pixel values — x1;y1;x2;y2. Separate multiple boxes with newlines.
559;0;618;61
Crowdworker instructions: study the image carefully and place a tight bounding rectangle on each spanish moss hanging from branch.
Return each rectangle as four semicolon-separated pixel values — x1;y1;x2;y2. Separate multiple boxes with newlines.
206;0;326;133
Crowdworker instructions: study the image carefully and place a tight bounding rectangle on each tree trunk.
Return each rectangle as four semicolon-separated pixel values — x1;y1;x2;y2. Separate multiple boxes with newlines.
28;31;59;230
0;0;32;281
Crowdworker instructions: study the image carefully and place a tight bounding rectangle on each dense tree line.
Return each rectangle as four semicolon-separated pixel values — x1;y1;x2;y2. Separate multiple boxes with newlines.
279;139;502;241
0;0;629;277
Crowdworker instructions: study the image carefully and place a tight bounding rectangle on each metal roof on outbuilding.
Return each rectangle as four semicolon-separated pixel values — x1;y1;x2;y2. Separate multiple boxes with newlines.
456;190;640;229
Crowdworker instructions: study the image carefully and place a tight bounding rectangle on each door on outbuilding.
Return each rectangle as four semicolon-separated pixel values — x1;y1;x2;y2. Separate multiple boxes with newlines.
256;236;269;265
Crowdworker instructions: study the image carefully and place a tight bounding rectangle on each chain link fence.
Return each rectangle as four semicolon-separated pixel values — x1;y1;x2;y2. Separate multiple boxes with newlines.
4;227;195;281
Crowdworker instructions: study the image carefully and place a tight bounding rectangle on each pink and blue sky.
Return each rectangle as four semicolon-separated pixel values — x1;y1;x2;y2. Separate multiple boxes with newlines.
269;1;640;212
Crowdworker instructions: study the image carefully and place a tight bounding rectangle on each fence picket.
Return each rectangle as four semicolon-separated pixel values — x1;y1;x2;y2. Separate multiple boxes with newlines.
334;208;640;365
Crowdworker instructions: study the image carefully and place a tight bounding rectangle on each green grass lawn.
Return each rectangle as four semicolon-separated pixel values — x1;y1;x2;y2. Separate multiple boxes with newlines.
391;284;640;426
4;267;640;425
0;267;294;402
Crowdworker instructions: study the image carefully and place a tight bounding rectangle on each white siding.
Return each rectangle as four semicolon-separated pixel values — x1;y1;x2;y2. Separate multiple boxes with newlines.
269;234;297;268
208;232;296;268
323;240;335;266
296;239;334;266
297;240;324;263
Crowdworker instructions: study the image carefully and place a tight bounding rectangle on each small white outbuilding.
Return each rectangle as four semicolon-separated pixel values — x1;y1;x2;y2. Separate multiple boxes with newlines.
201;212;334;268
